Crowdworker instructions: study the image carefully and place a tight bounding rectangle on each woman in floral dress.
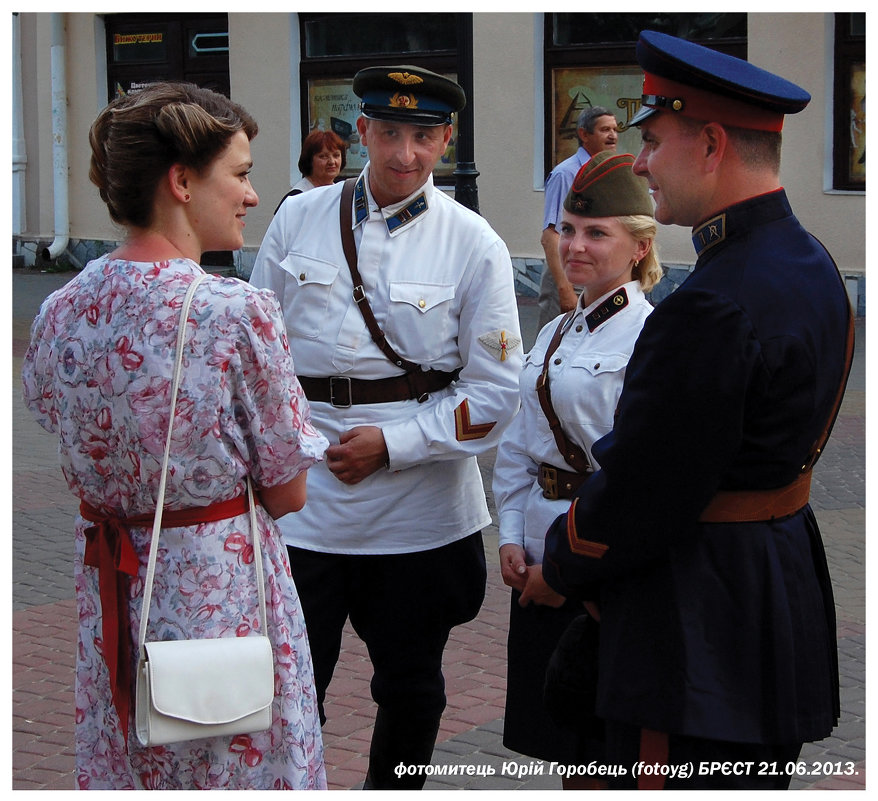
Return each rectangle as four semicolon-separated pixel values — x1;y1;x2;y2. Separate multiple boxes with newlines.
21;83;329;789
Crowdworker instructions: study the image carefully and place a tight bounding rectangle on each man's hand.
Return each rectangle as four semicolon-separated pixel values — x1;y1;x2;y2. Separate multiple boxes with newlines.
326;426;389;485
520;564;566;608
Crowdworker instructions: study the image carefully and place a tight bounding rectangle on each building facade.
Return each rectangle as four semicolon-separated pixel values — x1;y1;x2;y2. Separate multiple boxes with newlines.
12;12;865;314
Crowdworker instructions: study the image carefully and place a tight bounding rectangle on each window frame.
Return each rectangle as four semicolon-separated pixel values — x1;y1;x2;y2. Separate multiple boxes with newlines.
542;14;747;177
103;12;230;101
297;13;460;180
832;12;865;191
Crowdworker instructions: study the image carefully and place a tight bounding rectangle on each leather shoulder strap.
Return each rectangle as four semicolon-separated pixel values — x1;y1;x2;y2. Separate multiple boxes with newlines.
339;178;419;372
535;311;592;474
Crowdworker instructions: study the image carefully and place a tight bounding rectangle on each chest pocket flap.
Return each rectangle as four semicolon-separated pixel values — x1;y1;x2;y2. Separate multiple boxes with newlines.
569;351;629;376
280;253;340;288
389;281;455;313
278;254;340;339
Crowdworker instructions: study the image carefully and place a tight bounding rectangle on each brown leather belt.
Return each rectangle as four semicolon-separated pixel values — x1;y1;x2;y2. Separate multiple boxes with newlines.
299;369;458;407
538;463;591;500
698;471;812;523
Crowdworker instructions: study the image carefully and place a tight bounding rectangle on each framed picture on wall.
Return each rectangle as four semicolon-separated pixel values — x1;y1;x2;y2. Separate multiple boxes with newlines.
844;61;865;188
832;12;865;191
550;66;644;167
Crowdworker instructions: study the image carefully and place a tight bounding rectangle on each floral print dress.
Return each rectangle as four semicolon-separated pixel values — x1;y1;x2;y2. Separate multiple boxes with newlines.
21;257;329;789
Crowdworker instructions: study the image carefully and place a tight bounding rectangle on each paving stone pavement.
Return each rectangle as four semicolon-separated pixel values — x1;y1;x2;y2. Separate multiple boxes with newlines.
11;268;866;790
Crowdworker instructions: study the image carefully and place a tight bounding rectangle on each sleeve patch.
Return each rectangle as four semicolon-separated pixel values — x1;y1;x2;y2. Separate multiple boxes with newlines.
479;329;522;362
454;398;497;441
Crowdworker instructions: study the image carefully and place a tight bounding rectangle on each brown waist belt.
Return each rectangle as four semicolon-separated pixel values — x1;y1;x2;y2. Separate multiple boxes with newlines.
299;369;458;407
698;471;812;523
538;463;592;501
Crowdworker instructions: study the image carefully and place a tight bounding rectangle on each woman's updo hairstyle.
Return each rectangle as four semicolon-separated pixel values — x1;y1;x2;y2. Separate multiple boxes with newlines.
88;82;258;228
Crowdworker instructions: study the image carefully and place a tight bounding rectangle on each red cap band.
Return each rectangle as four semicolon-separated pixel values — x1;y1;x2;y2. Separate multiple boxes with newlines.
642;72;786;132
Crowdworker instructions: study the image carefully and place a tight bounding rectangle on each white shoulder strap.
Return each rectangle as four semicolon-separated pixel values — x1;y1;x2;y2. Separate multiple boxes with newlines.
137;274;266;650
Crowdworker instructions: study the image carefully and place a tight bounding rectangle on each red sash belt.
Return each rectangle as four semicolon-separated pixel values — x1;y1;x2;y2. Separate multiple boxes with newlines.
80;493;252;744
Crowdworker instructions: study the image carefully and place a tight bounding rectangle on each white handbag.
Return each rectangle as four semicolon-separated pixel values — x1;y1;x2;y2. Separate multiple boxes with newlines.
134;274;274;747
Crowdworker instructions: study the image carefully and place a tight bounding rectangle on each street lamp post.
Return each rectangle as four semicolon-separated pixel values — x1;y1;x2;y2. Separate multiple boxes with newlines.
453;13;479;214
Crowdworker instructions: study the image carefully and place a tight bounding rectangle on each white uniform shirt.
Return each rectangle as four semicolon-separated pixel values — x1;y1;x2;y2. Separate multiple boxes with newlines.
492;281;652;563
251;165;523;554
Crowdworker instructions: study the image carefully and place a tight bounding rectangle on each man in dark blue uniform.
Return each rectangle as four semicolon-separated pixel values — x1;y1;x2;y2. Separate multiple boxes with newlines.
542;30;852;789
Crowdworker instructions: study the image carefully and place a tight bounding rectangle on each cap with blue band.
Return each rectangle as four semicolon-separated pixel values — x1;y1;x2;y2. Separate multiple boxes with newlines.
353;65;465;126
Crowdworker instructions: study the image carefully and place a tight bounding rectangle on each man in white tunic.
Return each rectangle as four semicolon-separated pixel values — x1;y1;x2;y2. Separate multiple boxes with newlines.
251;65;522;789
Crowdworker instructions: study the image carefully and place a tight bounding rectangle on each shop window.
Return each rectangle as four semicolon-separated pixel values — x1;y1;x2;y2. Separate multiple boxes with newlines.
104;13;232;266
543;13;746;175
832;13;865;191
302;13;456;59
105;13;230;99
298;13;459;180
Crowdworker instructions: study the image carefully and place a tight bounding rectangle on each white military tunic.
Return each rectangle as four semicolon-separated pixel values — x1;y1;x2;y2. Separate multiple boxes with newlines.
252;165;522;554
493;281;652;563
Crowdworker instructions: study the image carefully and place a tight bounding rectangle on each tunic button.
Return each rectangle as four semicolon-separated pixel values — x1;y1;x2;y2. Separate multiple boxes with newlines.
554;358;562;365
299;272;306;281
594;363;600;370
575;325;583;333
419;299;426;308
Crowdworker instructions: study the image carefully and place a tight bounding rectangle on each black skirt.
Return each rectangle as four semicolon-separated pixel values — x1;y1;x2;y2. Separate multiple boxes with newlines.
503;590;603;764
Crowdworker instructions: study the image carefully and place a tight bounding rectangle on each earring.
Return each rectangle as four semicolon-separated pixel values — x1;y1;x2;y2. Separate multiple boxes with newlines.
633;259;640;269
183;193;191;202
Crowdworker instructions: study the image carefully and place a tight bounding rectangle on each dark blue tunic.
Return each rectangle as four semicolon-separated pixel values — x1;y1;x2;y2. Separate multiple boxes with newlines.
543;188;847;745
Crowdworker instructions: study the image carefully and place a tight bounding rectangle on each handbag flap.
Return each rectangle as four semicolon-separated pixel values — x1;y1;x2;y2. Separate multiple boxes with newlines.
144;637;274;724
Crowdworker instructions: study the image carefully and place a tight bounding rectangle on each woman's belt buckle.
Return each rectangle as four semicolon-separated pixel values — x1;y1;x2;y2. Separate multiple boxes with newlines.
538;463;590;500
539;464;561;500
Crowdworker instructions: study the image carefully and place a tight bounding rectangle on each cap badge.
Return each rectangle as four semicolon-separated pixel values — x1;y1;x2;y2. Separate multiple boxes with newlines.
390;92;419;110
388;71;424;86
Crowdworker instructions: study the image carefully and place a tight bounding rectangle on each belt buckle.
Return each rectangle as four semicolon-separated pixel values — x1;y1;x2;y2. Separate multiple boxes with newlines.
329;376;352;408
540;465;559;500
